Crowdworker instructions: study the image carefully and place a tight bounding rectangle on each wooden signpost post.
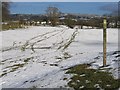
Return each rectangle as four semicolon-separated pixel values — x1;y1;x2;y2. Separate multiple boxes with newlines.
103;18;107;66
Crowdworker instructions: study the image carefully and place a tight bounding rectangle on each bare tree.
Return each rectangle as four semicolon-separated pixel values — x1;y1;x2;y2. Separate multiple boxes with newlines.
46;6;60;26
2;2;10;21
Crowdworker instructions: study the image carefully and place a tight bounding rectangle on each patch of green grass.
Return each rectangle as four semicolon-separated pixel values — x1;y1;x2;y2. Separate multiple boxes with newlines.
65;64;120;89
55;52;72;61
55;56;62;60
5;63;25;69
63;77;68;80
50;63;58;66
0;63;24;77
24;57;33;63
21;41;29;51
0;73;7;77
29;86;37;90
63;52;72;59
0;57;33;77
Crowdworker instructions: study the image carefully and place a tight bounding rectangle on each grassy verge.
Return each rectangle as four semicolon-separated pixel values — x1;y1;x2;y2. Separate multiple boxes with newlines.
65;64;120;89
1;23;27;31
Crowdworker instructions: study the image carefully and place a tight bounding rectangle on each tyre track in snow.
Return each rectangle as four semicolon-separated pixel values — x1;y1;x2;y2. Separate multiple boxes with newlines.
1;28;65;52
1;27;79;88
1;27;71;83
1;27;118;88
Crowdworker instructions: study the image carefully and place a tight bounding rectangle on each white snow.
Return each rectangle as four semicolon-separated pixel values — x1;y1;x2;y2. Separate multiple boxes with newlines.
0;26;119;88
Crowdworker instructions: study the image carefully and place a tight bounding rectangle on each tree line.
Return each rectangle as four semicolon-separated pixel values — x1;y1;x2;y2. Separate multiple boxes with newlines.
2;3;119;28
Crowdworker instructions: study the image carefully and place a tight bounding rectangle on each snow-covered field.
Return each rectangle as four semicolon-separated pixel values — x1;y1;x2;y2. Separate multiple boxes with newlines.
0;26;119;88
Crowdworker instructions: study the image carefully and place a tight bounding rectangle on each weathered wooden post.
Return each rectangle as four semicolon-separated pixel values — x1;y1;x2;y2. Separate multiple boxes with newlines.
103;17;107;66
